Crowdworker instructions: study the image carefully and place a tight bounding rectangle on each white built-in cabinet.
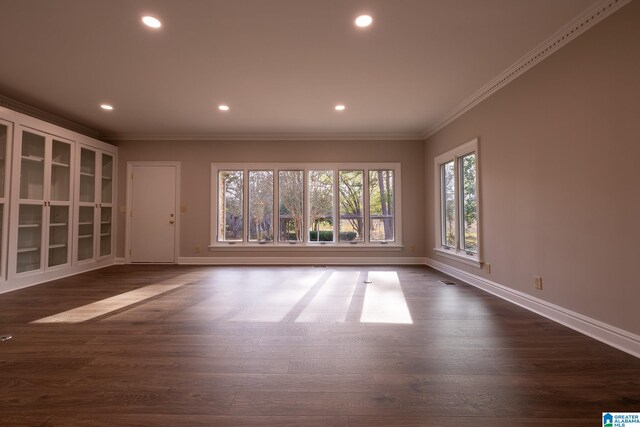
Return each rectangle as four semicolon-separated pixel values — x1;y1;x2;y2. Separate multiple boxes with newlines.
0;107;117;292
9;128;74;276
0;119;12;282
76;145;114;263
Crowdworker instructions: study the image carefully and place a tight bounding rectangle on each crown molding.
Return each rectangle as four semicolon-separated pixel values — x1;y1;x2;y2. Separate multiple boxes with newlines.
103;132;424;142
0;94;101;139
423;0;632;140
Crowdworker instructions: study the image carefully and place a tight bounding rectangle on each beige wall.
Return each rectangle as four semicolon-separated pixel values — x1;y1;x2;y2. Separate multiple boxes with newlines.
425;2;640;335
115;139;425;260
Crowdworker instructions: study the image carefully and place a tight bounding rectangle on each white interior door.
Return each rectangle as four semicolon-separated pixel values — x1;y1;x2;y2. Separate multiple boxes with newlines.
129;164;178;263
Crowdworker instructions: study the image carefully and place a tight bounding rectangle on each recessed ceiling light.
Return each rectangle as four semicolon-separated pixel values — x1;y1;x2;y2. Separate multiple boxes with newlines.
142;16;162;29
100;104;114;111
355;14;373;28
335;104;346;111
218;105;230;111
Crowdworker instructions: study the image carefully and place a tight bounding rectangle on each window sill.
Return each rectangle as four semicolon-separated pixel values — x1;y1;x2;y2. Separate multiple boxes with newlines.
209;243;403;252
433;247;482;268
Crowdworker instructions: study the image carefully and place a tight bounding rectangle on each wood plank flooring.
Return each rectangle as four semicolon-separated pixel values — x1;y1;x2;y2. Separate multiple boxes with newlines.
0;265;639;426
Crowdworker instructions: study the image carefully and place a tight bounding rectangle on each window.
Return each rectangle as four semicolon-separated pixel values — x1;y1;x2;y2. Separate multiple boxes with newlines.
248;171;274;242
278;170;304;242
441;161;456;248
369;170;395;242
338;171;364;242
211;163;401;248
218;170;243;242
460;153;478;254
308;170;334;242
434;139;480;266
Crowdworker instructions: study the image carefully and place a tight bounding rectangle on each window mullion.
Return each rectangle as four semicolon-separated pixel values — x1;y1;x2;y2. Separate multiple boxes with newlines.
303;168;311;242
363;169;370;243
303;168;308;243
273;169;279;244
333;169;338;243
214;168;220;242
454;156;461;253
439;164;445;247
243;168;249;243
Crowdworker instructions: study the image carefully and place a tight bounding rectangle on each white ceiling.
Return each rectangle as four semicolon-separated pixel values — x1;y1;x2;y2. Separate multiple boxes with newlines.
0;0;597;139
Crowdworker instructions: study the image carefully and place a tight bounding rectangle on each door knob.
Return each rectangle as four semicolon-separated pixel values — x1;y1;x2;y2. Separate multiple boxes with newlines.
169;220;175;225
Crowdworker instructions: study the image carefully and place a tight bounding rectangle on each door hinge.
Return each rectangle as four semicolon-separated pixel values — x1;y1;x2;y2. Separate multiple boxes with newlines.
131;173;133;180
129;249;131;256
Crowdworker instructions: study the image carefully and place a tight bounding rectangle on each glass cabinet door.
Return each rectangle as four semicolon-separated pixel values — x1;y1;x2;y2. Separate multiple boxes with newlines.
50;139;71;201
101;153;113;204
0;123;6;200
17;131;46;274
0;124;7;274
79;147;96;203
77;206;94;261
20;131;45;201
77;147;97;262
99;206;112;257
17;204;43;273
99;153;113;257
48;139;72;268
48;206;69;267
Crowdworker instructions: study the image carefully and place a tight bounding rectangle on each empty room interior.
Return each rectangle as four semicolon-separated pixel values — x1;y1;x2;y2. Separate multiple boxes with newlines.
1;0;639;425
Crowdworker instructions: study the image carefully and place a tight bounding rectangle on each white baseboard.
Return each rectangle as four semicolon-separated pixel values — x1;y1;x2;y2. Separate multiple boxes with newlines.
114;257;126;265
178;256;426;266
425;257;640;359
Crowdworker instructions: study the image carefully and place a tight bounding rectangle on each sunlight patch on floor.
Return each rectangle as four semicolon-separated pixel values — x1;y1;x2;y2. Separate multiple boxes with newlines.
360;271;413;324
230;271;325;322
30;273;198;323
295;271;359;322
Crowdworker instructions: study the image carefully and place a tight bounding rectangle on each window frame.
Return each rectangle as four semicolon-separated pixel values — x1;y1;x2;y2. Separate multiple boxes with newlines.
337;169;365;243
247;169;275;243
277;169;305;243
433;138;482;267
217;169;244;243
210;162;402;250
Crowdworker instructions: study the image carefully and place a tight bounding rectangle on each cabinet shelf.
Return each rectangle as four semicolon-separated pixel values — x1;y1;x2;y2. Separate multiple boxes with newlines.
17;247;40;253
100;233;111;237
49;222;68;227
80;172;95;177
51;161;70;168
22;155;44;163
78;221;93;225
78;234;93;239
48;243;67;249
18;223;41;228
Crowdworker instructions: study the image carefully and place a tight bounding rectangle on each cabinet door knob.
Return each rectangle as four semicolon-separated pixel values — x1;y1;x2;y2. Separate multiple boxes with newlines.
169;220;175;225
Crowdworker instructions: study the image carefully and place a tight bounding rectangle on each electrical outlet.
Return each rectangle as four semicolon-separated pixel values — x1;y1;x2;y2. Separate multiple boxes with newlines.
195;245;201;254
534;276;543;290
484;263;491;274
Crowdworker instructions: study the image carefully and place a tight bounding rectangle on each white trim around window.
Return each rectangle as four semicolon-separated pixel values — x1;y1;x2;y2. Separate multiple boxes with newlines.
433;138;482;268
210;162;402;250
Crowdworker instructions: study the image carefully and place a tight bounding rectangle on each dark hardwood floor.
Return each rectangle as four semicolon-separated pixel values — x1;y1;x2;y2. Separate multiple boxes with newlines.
1;265;639;426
